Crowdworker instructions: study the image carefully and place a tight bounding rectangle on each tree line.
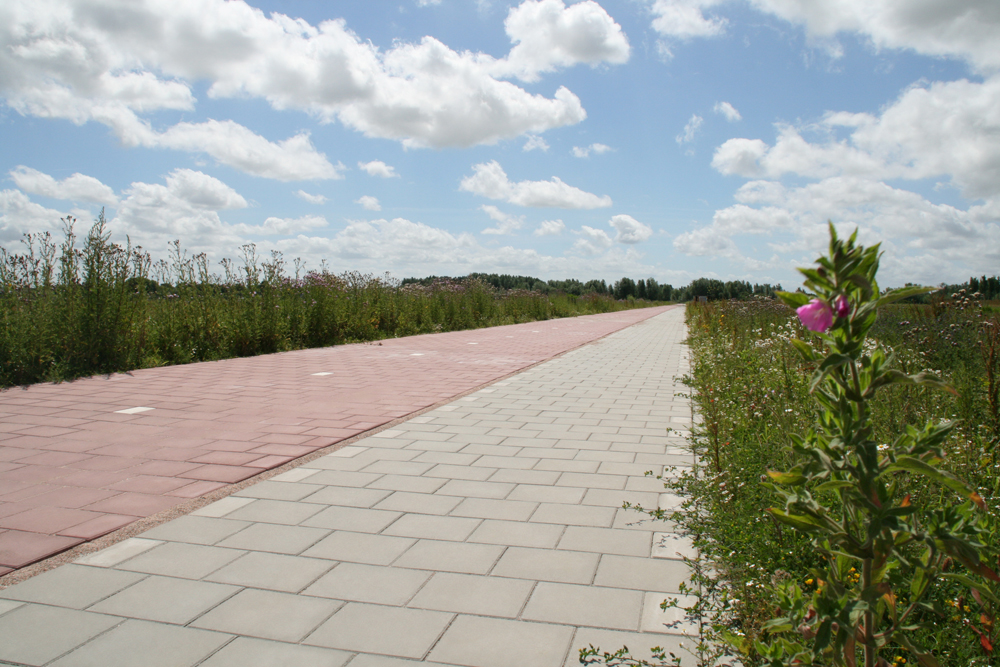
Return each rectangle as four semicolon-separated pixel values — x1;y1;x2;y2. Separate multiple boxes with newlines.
402;273;783;302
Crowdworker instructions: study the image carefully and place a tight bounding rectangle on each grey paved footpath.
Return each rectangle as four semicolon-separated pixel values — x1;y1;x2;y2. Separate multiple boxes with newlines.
0;308;697;667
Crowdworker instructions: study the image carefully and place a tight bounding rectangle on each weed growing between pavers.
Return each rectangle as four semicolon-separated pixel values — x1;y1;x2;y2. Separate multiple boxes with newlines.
0;213;664;388
582;227;999;667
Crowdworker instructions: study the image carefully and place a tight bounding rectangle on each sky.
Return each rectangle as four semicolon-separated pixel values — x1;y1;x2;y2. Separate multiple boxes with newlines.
1;0;997;288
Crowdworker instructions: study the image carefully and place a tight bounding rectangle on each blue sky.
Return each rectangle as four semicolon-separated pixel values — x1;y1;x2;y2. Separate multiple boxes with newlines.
1;0;997;287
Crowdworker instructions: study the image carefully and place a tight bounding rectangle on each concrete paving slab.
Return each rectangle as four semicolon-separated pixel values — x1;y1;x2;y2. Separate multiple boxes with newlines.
392;539;504;575
0;564;142;609
428;615;574;667
89;575;239;624
491;547;599;585
302;563;431;606
407;572;534;617
191;588;341;642
304;603;453;659
198;636;352;667
116;541;244;579
48;619;231;667
204;551;334;592
0;603;121;665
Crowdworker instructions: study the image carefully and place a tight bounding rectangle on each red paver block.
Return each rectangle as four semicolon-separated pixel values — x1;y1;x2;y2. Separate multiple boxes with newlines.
178;465;260;484
58;513;135;540
245;455;295;469
84;492;186;517
0;530;83;568
166;481;229;498
28;487;121;509
190;452;263;466
0;507;104;534
108;475;195;494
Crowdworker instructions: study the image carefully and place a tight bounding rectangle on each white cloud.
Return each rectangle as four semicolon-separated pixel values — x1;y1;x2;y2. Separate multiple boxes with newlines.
571;143;612;158
650;0;727;39
356;196;382;211
417;0;442;6
496;0;631;83
713;101;741;122
9;166;118;205
523;135;550;152
748;0;1000;73
460;161;612;208
0;189;70;242
535;219;565;236
673;225;740;257
295;190;328;204
572;224;614;254
259;215;328;235
676;114;703;144
111;171;248;250
124;119;343;182
0;0;596;153
163;169;247;210
276;216;653;279
608;214;653;243
480;205;525;235
711;77;1000;199
677;176;1000;282
358;160;399;178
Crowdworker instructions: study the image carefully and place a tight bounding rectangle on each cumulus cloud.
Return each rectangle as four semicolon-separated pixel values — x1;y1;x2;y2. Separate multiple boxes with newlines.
356;195;381;211
275;216;653;279
496;0;631;83
572;224;614;255
0;0;616;154
676;176;999;281
295;190;328;204
571;143;612;158
523;135;550;152
608;214;653;243
713;101;741;122
460;161;612;208
676;114;703;144
711;77;1000;199
258;215;328;235
673;225;740;257
480;205;525;235
748;0;1000;73
10;166;118;205
650;0;727;39
535;219;565;236
358;160;399;178
110;171;249;250
0;189;71;242
120;119;343;182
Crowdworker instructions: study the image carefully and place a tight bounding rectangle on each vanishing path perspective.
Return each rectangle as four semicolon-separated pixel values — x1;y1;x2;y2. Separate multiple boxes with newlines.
0;306;673;575
0;307;698;667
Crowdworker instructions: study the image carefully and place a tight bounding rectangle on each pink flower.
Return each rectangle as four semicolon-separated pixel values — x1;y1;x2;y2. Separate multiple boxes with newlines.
797;299;833;332
833;294;850;318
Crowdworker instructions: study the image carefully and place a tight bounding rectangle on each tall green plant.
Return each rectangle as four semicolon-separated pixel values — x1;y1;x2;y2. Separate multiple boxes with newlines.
758;225;998;666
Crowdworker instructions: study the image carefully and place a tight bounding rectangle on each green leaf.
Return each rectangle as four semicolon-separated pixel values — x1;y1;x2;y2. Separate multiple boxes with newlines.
766;508;827;533
886;456;984;509
777;291;810;309
767;470;806;485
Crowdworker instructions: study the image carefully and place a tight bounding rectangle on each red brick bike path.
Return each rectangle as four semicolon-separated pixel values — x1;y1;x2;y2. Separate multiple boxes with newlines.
0;306;677;573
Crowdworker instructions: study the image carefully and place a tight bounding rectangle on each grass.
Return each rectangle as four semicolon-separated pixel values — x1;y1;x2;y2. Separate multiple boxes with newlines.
0;214;664;389
667;295;999;666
